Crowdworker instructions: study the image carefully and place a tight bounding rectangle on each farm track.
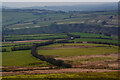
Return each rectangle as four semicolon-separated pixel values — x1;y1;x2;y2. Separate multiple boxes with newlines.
3;40;47;44
55;53;118;61
55;53;119;69
2;66;50;72
2;68;120;76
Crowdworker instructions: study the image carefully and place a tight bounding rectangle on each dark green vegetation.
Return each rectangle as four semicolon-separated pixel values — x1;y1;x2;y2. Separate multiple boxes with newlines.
31;41;72;68
69;38;118;44
4;34;68;41
3;23;118;36
2;41;47;52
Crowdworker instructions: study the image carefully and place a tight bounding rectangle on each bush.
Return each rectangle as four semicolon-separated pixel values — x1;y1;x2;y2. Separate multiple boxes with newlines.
46;57;56;64
37;55;46;61
11;45;32;51
62;63;72;68
54;60;64;66
2;48;7;52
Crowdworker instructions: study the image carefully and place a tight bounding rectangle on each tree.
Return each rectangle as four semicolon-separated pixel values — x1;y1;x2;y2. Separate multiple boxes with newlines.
33;21;37;24
102;21;107;25
109;16;113;19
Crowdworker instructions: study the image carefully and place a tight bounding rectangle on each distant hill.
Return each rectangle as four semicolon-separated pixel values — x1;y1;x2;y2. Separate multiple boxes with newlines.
22;2;118;12
3;2;118;12
38;3;118;11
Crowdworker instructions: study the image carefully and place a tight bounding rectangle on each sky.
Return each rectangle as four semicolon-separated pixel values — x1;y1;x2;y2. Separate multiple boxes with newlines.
1;0;119;2
3;2;116;8
1;0;119;8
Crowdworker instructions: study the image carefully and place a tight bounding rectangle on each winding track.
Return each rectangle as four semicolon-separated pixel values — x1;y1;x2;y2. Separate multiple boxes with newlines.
2;68;120;76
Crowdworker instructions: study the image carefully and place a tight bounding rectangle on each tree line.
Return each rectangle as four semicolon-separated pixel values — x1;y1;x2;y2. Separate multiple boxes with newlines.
3;23;118;36
31;40;72;68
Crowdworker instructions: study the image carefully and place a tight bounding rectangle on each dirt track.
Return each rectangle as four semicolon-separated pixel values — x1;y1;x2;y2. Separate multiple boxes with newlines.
3;40;46;44
55;53;118;61
2;68;120;76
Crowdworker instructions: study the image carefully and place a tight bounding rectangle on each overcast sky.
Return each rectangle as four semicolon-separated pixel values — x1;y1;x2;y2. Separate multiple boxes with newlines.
2;0;119;8
1;0;119;2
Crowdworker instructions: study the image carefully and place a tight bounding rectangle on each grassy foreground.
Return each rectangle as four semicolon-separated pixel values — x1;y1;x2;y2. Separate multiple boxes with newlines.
2;72;119;80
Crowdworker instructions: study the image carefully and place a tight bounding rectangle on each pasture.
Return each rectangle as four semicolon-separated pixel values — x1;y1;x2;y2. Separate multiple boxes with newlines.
37;43;118;69
2;50;50;67
69;38;118;44
38;43;118;57
2;35;119;78
2;8;119;79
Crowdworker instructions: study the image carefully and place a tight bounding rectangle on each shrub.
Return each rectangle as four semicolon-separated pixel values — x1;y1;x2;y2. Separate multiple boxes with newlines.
2;48;7;52
62;63;72;68
54;60;64;66
11;45;32;51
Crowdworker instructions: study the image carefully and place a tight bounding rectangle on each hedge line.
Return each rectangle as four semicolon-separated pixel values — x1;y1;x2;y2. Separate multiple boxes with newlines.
31;40;72;68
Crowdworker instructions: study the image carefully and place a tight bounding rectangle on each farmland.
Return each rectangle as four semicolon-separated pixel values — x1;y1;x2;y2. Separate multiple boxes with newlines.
3;50;50;67
2;9;118;37
3;9;118;30
2;32;119;79
38;43;118;57
2;6;119;79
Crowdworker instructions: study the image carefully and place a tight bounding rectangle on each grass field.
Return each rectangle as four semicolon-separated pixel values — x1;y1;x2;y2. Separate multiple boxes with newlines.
71;32;111;38
2;50;50;67
69;38;118;44
38;43;118;57
4;34;68;41
41;43;112;47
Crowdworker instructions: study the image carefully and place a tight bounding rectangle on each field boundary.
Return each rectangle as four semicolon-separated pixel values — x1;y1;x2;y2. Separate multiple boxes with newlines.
31;40;72;68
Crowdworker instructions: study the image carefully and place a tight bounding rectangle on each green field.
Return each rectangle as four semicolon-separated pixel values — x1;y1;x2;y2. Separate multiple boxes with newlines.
69;38;118;44
2;50;50;67
41;43;112;47
4;34;68;41
4;32;118;44
71;32;111;38
38;43;118;57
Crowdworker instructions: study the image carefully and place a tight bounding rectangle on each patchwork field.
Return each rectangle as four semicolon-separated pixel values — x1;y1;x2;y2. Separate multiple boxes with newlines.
37;43;119;69
2;8;119;79
3;9;118;31
38;43;118;57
